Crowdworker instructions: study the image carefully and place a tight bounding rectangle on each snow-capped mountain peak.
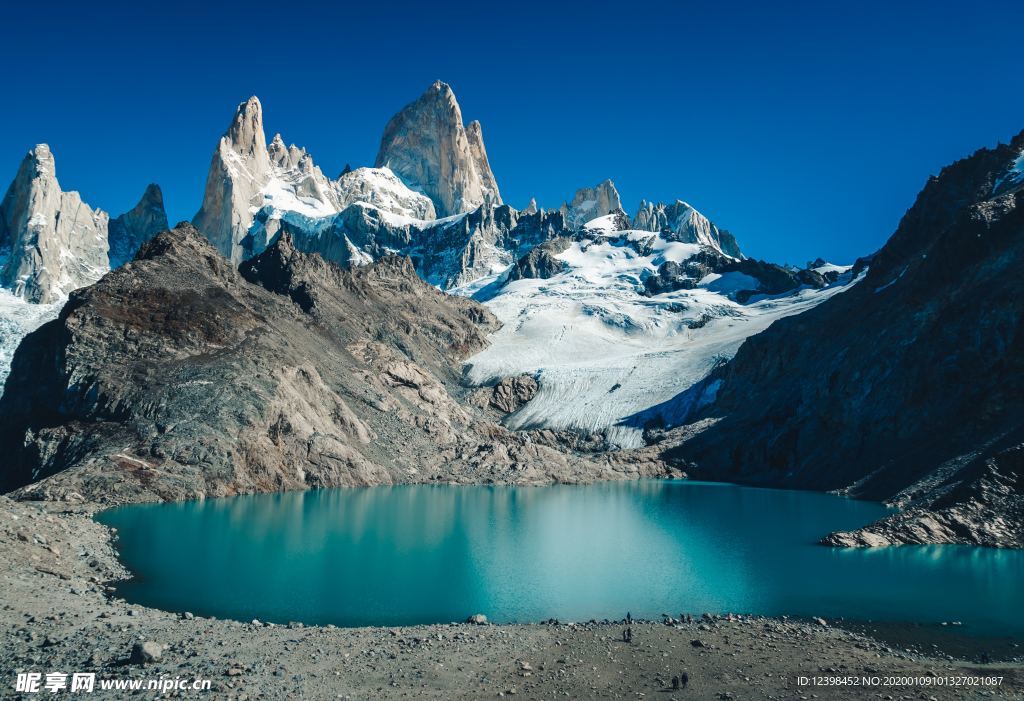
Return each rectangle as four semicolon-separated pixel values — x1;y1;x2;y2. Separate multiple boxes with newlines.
633;198;742;258
0;143;109;304
560;179;622;229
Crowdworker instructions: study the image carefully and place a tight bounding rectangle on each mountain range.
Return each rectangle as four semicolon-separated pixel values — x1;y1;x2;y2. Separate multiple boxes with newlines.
0;81;1020;546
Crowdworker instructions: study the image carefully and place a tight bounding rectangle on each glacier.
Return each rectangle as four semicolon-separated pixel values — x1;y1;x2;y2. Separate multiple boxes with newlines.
460;223;859;448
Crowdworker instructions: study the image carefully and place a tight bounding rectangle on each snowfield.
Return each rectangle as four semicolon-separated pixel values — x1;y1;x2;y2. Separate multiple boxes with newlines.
461;228;859;448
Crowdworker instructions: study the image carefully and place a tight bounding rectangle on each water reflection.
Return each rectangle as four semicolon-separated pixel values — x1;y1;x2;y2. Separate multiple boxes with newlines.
98;481;1024;634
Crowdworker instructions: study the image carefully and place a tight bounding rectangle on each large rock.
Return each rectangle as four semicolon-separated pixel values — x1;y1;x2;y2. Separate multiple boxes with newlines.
130;641;163;664
0;224;643;501
375;81;502;217
820;446;1023;548
0;145;109;303
490;375;539;413
669;129;1024;546
107;183;169;268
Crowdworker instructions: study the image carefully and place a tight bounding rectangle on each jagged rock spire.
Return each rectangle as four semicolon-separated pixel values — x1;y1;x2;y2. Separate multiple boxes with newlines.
193;96;272;264
226;96;269;171
0;144;109;303
375;81;502;217
108;183;169;268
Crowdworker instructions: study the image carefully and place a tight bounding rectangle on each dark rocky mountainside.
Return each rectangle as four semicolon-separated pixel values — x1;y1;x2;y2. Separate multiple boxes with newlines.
504;237;572;283
667;131;1024;547
641;250;830;299
0;224;656;503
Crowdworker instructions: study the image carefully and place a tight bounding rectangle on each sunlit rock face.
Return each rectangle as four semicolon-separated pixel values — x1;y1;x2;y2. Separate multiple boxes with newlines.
0;144;110;304
376;80;502;217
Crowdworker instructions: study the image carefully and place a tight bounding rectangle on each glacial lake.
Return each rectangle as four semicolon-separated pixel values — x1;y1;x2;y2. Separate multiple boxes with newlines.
97;480;1024;635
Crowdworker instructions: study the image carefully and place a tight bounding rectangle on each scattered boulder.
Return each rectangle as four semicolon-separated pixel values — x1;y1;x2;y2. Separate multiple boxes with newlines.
130;641;162;664
467;614;488;625
490;375;539;413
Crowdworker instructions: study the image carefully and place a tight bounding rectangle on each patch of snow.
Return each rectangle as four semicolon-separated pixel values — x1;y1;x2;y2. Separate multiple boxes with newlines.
582;213;619;233
874;265;908;294
812;262;852;276
352;202;431;229
344;236;374;266
257;170;339;220
700;271;761;294
993;150;1024;195
336;167;435;220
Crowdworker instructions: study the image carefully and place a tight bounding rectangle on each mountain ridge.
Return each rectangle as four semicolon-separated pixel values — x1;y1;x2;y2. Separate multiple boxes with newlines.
660;129;1024;546
0;223;659;501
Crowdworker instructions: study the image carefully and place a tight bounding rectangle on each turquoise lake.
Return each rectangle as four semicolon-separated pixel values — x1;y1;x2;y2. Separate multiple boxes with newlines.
96;480;1024;635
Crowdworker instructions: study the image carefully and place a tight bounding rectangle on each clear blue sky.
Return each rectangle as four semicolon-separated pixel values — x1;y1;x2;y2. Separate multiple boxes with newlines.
1;0;1022;265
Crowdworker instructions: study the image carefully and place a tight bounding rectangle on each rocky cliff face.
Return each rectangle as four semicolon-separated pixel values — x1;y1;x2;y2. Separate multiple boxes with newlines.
668;131;1024;547
505;237;572;283
0;224;653;502
192;96;270;264
418;206;576;289
107;183;169;268
375;81;502;217
633;199;743;258
560;180;622;229
0;145;109;304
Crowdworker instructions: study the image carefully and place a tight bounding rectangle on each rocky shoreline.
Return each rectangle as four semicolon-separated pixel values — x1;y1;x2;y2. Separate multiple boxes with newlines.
2;495;1021;700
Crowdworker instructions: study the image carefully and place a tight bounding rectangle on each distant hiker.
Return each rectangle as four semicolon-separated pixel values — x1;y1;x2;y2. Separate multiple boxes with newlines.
626;627;633;643
680;671;689;688
622;628;629;642
672;676;680;690
626;611;632;624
